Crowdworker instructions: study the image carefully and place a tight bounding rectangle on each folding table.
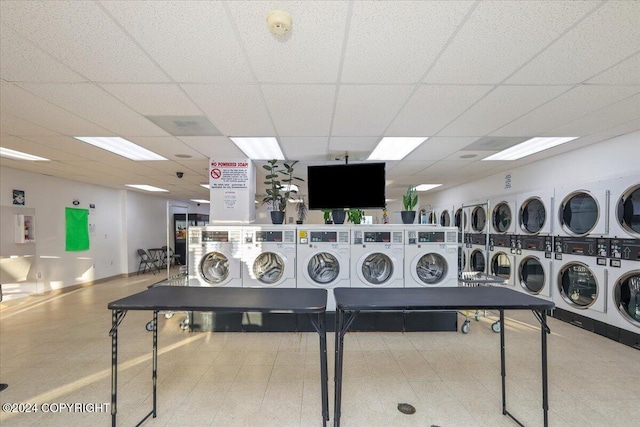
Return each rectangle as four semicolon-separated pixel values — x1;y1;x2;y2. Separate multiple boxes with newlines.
108;286;328;426
333;287;554;427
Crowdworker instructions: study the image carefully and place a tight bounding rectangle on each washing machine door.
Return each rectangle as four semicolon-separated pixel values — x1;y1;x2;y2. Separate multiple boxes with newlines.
558;262;601;310
492;202;513;233
490;252;512;284
252;252;285;286
519;197;547;235
613;271;640;327
471;206;486;233
305;251;342;286
412;252;448;285
199;251;230;285
440;210;451;227
559;191;601;236
617;185;640;238
519;256;546;295
358;252;395;285
469;249;486;272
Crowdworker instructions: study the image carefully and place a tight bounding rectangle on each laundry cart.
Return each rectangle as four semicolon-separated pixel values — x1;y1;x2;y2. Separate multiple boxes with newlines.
145;267;190;331
458;271;509;334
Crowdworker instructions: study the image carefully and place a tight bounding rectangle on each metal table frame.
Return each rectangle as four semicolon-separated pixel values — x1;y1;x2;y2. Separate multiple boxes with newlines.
333;287;554;427
108;286;329;427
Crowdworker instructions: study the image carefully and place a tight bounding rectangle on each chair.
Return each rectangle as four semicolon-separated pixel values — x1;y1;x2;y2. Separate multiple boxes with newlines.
166;246;182;266
137;249;157;275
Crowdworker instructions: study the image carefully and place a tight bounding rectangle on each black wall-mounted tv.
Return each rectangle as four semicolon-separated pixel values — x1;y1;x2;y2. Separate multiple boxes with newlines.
307;163;386;210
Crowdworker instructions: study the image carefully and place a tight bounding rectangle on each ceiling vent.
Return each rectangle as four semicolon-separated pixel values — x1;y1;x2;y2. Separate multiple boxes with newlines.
461;136;528;151
145;115;221;137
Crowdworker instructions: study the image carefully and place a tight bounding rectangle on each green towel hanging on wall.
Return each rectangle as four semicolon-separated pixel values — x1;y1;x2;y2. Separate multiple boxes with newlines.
65;207;89;251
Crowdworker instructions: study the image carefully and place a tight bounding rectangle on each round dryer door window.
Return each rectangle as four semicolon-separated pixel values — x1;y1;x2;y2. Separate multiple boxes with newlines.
616;184;640;237
560;192;598;236
471;207;486;232
307;252;340;285
558;263;598;308
361;253;393;285
519;256;545;294
490;252;511;281
415;253;448;285
613;271;640;326
199;252;230;284
440;211;451;227
470;250;485;272
519;197;546;234
492;203;512;233
455;209;467;232
253;252;285;285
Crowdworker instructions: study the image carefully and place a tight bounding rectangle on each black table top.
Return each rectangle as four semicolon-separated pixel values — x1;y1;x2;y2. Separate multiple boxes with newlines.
108;286;327;313
334;287;555;311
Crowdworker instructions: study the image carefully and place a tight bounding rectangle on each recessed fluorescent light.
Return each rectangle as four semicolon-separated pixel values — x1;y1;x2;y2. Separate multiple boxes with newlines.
415;184;442;192
230;137;284;160
200;184;210;189
367;137;428;161
74;136;167;161
0;147;50;161
482;137;578;161
191;199;210;204
125;184;168;192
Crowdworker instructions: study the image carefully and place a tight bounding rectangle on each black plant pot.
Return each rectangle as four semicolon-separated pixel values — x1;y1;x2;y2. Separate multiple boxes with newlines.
332;210;346;224
401;210;416;224
270;211;285;224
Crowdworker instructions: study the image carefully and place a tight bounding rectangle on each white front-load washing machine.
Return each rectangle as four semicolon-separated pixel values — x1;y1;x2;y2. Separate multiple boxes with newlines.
607;238;640;334
554;236;609;322
488;233;517;288
296;225;350;310
404;226;458;287
188;225;243;287
351;225;404;288
516;188;555;236
516;235;554;300
609;174;640;239
555;181;610;237
241;225;297;288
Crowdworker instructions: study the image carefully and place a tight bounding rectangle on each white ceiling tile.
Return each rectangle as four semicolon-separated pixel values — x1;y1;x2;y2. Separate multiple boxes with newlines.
0;112;61;136
15;83;167;136
279;137;329;161
438;85;571;136
0;24;86;83
407;137;479;161
177;136;247;159
0;135;87;161
342;1;474;83
101;1;254;83
182;84;275;136
586;53;640;85
332;85;415;136
387;161;438;176
227;1;348;83
387;85;493;135
424;0;598;84
100;84;202;116
507;1;640;84
328;136;379;152
124;136;206;160
261;84;335;136
18;136;120;159
0;1;169;82
492;85;640;136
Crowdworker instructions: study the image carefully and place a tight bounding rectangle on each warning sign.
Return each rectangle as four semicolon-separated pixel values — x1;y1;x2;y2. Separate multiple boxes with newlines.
209;160;250;189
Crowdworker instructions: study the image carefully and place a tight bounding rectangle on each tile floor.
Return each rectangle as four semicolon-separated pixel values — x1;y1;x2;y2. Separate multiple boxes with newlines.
1;272;638;426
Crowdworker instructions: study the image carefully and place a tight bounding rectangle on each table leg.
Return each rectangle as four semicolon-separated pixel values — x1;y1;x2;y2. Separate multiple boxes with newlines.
499;309;506;415
541;310;549;427
111;310;118;427
333;310;359;427
152;310;158;418
308;312;329;426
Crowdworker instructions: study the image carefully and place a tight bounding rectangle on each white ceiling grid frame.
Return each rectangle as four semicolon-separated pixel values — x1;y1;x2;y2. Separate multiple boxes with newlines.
506;1;640;84
328;136;380;153
122;136;205;161
407;136;480;162
100;0;254;84
341;1;476;83
0;24;86;83
279;137;330;161
0;0;169;83
586;53;640;85
493;85;640;137
386;85;494;136
423;0;600;84
99;84;204;116
261;84;336;136
0;112;62;137
0;82;111;136
0;135;86;161
438;85;572;136
16;135;124;161
332;84;415;136
226;1;349;84
16;83;169;136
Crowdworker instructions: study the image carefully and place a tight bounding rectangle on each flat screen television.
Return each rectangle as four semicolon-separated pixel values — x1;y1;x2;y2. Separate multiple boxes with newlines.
307;163;386;210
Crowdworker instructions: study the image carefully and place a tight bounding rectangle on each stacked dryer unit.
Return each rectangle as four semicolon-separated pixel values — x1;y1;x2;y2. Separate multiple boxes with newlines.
351;225;404;288
515;235;554;300
404;226;458;287
241;225;297;288
555;181;610;239
296;225;350;311
488;233;517;288
467;202;488;274
188;225;243;287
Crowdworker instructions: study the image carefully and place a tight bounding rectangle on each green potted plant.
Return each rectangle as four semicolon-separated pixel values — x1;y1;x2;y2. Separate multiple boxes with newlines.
401;186;418;224
262;159;303;224
322;209;332;224
347;209;365;225
296;198;308;224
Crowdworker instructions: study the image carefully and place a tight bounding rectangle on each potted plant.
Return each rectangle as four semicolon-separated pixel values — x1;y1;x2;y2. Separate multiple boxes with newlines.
331;209;346;224
401;186;418;224
322;209;332;224
262;159;303;224
296;198;308;224
347;209;365;225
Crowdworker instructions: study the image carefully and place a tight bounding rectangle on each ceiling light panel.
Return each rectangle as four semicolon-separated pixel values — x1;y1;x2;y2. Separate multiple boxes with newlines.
482;137;579;161
74;137;167;161
0;147;50;161
230;137;284;160
368;137;428;161
125;184;169;192
415;184;442;191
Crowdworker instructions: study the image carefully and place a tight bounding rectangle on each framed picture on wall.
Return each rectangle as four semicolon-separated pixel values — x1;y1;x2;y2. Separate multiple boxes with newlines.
13;189;25;205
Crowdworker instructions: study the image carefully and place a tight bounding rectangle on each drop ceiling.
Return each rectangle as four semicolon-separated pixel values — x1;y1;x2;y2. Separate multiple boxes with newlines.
1;0;638;202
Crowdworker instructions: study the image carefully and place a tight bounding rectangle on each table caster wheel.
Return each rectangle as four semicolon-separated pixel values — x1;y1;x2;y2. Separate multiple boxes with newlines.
461;320;470;334
145;320;155;331
492;321;501;333
164;313;174;319
180;319;189;331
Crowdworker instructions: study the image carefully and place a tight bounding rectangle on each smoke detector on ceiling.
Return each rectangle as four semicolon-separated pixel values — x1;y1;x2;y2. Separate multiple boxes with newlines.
267;10;292;35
